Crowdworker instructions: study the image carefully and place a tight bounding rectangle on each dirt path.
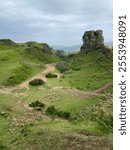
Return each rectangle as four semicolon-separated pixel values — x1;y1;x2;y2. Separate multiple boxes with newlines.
51;81;112;98
0;63;112;98
95;81;112;93
0;64;56;94
17;64;55;89
70;81;112;97
0;87;12;94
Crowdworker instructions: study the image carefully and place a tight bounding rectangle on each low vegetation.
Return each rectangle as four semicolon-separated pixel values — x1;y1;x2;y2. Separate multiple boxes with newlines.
46;105;71;120
45;73;58;78
70;93;113;133
29;100;45;111
0;38;113;150
29;79;45;86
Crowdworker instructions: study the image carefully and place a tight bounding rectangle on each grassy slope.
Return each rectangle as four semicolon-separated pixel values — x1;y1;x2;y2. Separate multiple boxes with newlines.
0;90;112;150
0;44;57;86
0;46;112;149
54;50;113;91
68;51;112;90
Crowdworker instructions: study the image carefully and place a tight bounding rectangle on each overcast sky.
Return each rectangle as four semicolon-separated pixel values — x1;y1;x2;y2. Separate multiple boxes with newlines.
0;0;113;46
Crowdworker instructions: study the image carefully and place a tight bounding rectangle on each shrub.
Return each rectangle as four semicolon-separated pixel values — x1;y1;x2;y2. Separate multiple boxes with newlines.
29;79;45;86
46;106;71;119
56;110;64;117
57;111;71;119
45;73;57;78
60;112;71;119
29;100;45;111
46;106;57;116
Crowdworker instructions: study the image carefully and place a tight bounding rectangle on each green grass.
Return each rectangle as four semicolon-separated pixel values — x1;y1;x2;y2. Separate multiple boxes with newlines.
0;43;112;149
0;121;112;150
0;117;9;137
50;93;98;112
0;85;112;150
0;44;57;86
56;50;113;90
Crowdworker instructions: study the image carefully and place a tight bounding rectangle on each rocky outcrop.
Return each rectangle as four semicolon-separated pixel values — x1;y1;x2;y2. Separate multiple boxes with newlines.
25;41;52;54
0;39;17;46
80;30;108;53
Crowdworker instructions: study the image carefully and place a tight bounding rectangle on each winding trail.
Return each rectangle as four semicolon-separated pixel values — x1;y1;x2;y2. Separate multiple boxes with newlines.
0;63;112;97
0;64;56;94
51;81;112;98
17;64;55;89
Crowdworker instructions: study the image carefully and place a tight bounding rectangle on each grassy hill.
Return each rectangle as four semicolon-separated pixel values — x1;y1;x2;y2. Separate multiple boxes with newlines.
0;39;113;150
0;39;58;86
55;49;112;91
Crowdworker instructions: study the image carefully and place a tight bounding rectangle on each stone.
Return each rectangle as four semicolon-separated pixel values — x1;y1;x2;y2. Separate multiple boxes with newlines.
80;30;107;53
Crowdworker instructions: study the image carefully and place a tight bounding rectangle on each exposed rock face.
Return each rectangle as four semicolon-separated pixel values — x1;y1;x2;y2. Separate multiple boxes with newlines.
80;30;107;53
0;39;17;46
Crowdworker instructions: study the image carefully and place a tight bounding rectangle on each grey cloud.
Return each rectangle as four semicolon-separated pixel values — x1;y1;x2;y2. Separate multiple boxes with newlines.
0;0;112;46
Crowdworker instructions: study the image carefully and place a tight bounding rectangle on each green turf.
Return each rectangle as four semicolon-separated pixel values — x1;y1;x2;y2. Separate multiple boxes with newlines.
0;43;113;149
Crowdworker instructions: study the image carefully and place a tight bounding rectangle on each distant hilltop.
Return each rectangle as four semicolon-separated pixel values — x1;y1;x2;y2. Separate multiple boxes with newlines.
0;39;17;46
0;39;53;54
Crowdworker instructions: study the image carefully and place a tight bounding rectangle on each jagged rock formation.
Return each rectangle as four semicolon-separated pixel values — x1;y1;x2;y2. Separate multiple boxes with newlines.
0;39;17;46
80;30;108;53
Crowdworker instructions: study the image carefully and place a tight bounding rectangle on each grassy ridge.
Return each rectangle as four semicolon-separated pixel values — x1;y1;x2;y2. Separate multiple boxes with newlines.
0;43;57;86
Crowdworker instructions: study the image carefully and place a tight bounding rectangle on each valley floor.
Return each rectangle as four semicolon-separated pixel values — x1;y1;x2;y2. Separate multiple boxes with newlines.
0;63;113;150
